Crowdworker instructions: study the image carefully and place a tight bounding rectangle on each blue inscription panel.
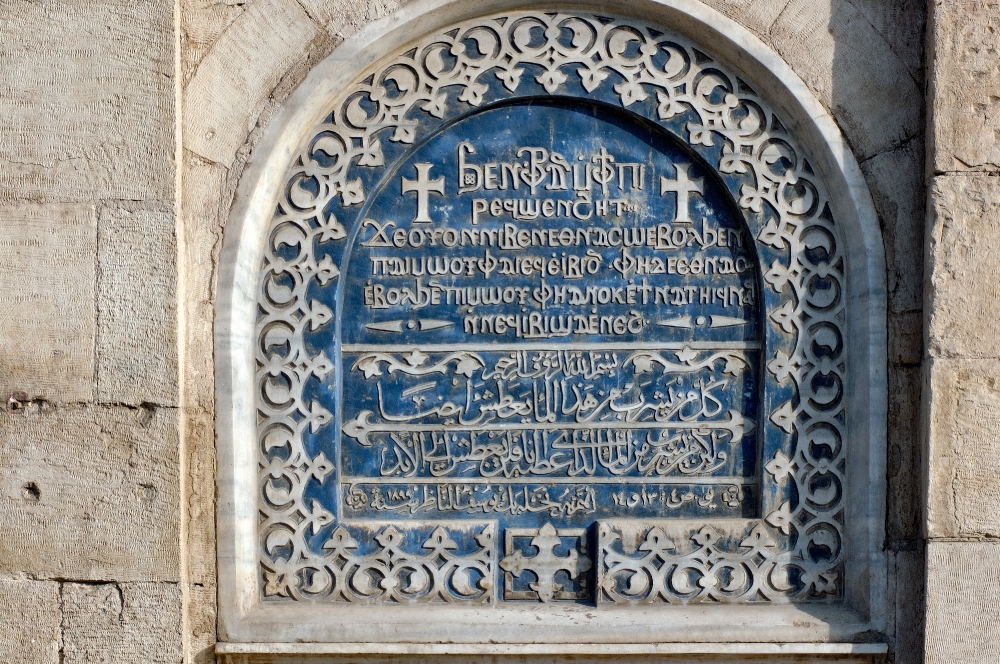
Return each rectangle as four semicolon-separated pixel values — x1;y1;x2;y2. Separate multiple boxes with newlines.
309;99;761;535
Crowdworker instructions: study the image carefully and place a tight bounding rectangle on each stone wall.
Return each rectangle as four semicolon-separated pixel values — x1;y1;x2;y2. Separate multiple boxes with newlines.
0;0;181;662
924;2;1000;662
0;0;966;661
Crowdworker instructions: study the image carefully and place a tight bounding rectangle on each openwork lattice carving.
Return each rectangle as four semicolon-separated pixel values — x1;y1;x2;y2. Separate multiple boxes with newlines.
255;11;847;603
264;522;495;603
596;520;819;604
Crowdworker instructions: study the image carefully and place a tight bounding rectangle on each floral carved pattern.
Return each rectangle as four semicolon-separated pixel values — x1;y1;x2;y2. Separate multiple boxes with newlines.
255;11;847;603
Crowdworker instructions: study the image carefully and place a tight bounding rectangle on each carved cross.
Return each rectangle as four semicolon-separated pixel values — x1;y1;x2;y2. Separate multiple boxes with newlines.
401;162;444;224
659;162;704;224
500;523;592;602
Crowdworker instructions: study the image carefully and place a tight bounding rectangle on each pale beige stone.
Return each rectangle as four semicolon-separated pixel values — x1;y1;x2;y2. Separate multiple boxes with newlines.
0;203;95;402
926;175;1000;359
697;0;789;40
96;206;178;406
926;541;1000;664
299;0;412;41
181;155;228;412
182;0;249;84
189;582;218;664
0;405;179;581
925;358;1000;538
183;0;318;166
0;579;60;664
184;409;217;588
62;582;182;664
180;155;224;663
770;0;921;160
0;0;174;203
929;0;1000;173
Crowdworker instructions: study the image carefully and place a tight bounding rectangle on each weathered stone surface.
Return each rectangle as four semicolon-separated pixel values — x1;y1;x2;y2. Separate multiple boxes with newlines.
887;366;922;542
298;0;410;41
889;313;922;367
860;139;925;315
226;653;887;664
62;582;182;663
180;154;224;664
925;541;1000;663
925;358;1000;538
698;0;788;39
770;0;921;160
0;0;174;203
929;0;1000;173
926;175;1000;359
848;0;925;79
0;203;95;403
0;579;60;664
183;0;317;166
189;582;218;664
184;409;217;588
888;547;925;664
181;0;248;84
0;405;179;581
181;155;228;412
96;206;178;406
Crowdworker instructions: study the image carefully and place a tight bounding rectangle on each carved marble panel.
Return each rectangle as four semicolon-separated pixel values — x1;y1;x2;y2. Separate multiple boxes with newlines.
252;10;849;608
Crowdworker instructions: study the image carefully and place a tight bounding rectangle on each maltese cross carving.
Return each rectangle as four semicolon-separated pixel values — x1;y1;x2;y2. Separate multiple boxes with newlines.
500;523;592;602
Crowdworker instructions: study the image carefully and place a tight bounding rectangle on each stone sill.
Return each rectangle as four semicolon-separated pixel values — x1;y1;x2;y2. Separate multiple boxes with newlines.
216;642;888;659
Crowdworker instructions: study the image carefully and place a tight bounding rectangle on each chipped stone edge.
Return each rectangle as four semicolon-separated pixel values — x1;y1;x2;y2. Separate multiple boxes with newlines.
215;0;887;645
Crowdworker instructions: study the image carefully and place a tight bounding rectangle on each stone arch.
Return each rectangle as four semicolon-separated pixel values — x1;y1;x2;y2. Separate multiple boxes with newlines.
215;0;886;644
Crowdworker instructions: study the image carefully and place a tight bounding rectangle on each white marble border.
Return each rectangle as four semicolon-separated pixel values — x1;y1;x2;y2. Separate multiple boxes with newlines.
217;642;889;656
216;0;886;644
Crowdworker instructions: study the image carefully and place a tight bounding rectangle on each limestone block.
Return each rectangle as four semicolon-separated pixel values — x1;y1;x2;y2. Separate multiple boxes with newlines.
298;0;411;41
888;547;925;664
925;358;1000;539
184;409;217;588
189;582;218;664
925;541;1000;664
182;0;248;84
847;0;925;80
859;139;925;315
696;0;788;40
0;405;179;581
0;579;60;664
889;313;922;368
0;0;174;203
929;0;1000;172
62;582;182;664
0;203;95;402
770;0;921;161
96;207;178;406
182;155;228;412
926;175;1000;359
183;0;317;166
887;366;921;542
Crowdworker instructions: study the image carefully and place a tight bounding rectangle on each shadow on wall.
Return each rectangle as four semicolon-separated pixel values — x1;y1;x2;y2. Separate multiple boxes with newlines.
827;0;925;660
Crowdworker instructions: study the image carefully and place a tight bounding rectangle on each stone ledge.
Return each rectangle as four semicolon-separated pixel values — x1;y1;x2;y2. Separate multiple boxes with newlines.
216;642;888;656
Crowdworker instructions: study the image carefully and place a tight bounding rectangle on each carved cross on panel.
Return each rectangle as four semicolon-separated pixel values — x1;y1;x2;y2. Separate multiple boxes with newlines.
659;162;704;224
500;523;592;602
401;162;444;223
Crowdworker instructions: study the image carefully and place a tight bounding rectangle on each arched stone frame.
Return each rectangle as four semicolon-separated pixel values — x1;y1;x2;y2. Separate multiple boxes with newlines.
216;0;886;646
